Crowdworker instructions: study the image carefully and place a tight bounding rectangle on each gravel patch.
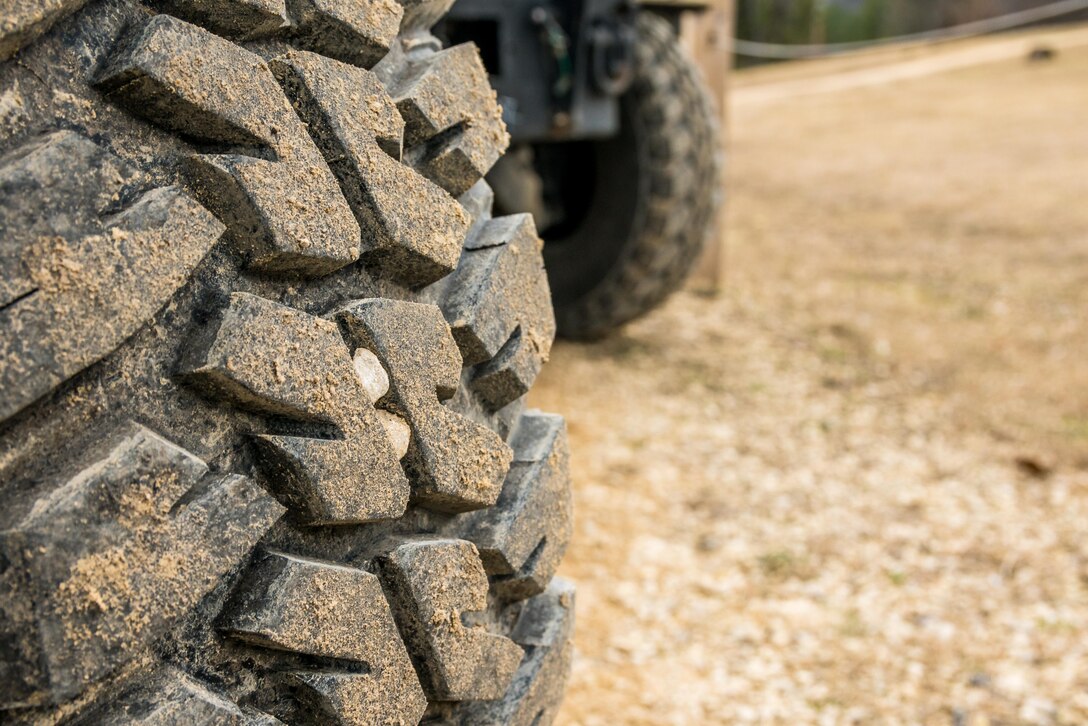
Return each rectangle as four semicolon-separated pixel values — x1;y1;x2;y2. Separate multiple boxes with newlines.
532;38;1088;726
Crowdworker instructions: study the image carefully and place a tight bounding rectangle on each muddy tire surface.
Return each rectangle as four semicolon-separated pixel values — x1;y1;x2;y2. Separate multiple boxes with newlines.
0;1;573;723
541;12;719;340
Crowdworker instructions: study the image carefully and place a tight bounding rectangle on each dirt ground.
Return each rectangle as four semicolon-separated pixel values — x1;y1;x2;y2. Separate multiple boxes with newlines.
532;32;1088;726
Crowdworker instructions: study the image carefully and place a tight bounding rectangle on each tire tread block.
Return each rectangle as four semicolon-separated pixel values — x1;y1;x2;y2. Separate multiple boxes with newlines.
0;424;284;708
220;550;427;725
441;214;555;411
181;292;410;525
96;15;360;277
270;50;468;288
0;130;223;424
152;0;290;40
454;579;575;726
337;299;512;513
376;539;522;701
0;0;89;61
85;669;283;725
380;43;508;197
285;0;403;68
447;412;572;601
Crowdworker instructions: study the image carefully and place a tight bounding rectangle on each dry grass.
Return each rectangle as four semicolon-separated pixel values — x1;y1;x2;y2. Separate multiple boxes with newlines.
533;34;1088;726
732;40;1088;466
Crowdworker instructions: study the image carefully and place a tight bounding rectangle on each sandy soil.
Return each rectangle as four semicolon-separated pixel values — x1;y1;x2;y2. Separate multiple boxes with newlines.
534;35;1088;726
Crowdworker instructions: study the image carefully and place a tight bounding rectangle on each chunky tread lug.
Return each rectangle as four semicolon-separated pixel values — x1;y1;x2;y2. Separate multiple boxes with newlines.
0;0;91;60
0;424;284;709
219;550;427;725
450;579;576;726
375;539;523;702
446;412;572;602
180;292;411;525
0;1;573;723
337;298;513;513
0;130;223;423
282;0;403;68
97;15;362;276
441;214;555;412
269;49;469;287
377;42;508;198
150;0;290;41
77;669;285;724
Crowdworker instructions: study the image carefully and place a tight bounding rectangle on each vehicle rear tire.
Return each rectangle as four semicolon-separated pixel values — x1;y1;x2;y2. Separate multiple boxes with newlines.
496;11;718;341
0;2;573;723
495;12;720;340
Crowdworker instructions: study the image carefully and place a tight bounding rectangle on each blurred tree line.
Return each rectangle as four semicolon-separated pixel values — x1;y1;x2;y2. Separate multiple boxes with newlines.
736;0;1086;63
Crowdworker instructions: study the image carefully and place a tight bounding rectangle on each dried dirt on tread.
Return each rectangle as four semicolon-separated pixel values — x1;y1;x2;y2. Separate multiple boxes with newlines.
534;36;1088;726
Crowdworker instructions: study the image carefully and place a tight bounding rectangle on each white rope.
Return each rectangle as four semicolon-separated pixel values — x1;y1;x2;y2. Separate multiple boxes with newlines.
733;0;1088;58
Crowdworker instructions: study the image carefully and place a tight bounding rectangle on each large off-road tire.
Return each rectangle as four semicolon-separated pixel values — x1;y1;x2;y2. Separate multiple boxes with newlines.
0;2;573;724
496;12;719;340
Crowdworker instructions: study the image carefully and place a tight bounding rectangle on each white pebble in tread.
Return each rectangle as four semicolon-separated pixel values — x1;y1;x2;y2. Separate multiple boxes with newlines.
377;409;411;460
353;347;390;401
354;347;411;460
